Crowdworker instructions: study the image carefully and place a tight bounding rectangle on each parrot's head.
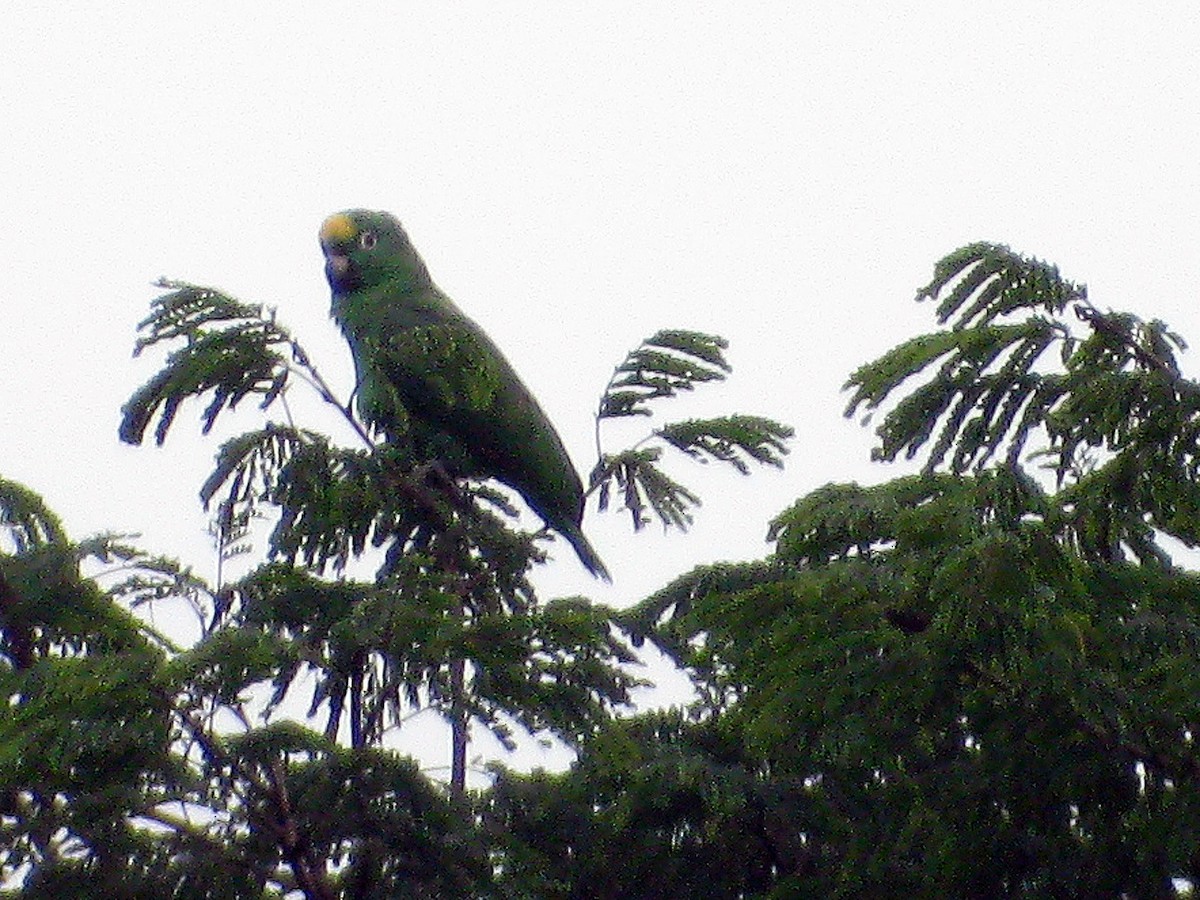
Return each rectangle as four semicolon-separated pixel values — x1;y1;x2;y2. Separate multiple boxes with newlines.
319;209;429;294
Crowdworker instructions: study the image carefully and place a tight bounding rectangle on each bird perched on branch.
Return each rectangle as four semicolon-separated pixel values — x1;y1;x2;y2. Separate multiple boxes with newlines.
319;209;609;580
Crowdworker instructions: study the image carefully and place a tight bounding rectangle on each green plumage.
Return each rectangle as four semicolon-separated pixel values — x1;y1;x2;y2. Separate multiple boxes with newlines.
320;209;609;580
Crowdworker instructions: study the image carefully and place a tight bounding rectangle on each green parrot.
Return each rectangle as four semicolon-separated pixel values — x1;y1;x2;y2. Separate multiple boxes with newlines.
319;209;609;580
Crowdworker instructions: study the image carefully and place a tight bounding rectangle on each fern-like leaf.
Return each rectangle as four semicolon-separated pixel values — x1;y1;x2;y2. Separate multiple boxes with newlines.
597;330;731;420
0;478;67;553
847;245;1085;473
120;281;297;446
656;415;793;474
917;242;1086;327
592;449;700;531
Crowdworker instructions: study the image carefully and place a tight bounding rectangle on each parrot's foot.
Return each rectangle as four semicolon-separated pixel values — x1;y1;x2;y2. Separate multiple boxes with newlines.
413;460;471;512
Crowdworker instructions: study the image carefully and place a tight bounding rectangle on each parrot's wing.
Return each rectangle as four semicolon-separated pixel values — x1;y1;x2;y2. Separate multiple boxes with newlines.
372;317;586;525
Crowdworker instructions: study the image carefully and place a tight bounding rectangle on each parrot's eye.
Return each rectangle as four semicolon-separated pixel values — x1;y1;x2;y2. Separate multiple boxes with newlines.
359;231;378;250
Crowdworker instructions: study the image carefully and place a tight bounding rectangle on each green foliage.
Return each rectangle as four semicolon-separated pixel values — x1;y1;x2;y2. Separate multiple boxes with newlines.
0;486;189;895
596;329;732;419
657;414;792;474
917;241;1085;326
0;476;499;897
120;281;301;445
845;244;1196;493
0;478;66;552
593;447;699;530
207;723;491;898
593;331;793;530
23;235;1200;895
619;471;1200;893
594;243;1200;895
468;596;643;748
190;559;640;751
484;710;797;900
201;425;505;575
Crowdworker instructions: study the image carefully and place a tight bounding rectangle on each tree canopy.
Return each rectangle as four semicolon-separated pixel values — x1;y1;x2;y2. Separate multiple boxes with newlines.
5;242;1200;896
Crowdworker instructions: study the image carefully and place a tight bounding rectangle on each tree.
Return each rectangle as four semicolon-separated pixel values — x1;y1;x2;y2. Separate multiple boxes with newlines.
15;238;1200;896
116;280;787;796
0;476;493;898
0;261;789;896
586;243;1200;895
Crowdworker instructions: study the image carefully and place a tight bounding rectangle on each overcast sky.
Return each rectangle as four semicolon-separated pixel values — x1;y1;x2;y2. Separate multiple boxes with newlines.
4;4;1200;770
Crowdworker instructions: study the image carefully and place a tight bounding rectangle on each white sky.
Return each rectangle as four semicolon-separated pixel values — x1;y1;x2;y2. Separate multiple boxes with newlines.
4;4;1200;772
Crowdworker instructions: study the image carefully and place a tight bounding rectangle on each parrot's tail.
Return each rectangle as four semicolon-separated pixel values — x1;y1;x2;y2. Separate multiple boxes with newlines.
559;521;611;582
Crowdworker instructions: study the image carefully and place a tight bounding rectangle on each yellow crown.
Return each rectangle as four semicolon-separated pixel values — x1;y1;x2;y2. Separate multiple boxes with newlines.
319;212;356;246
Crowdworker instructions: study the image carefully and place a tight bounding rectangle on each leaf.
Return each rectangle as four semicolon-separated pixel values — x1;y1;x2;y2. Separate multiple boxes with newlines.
168;627;291;705
120;281;297;445
916;242;1086;327
598;330;731;420
591;449;700;531
199;423;311;509
848;246;1083;474
0;477;66;553
617;560;783;653
656;415;793;474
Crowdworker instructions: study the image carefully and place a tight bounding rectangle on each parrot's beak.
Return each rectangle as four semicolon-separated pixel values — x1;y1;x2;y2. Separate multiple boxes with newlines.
323;248;352;291
324;251;350;277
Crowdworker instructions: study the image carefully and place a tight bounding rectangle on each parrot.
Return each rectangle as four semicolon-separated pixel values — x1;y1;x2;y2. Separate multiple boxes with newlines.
319;209;609;580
